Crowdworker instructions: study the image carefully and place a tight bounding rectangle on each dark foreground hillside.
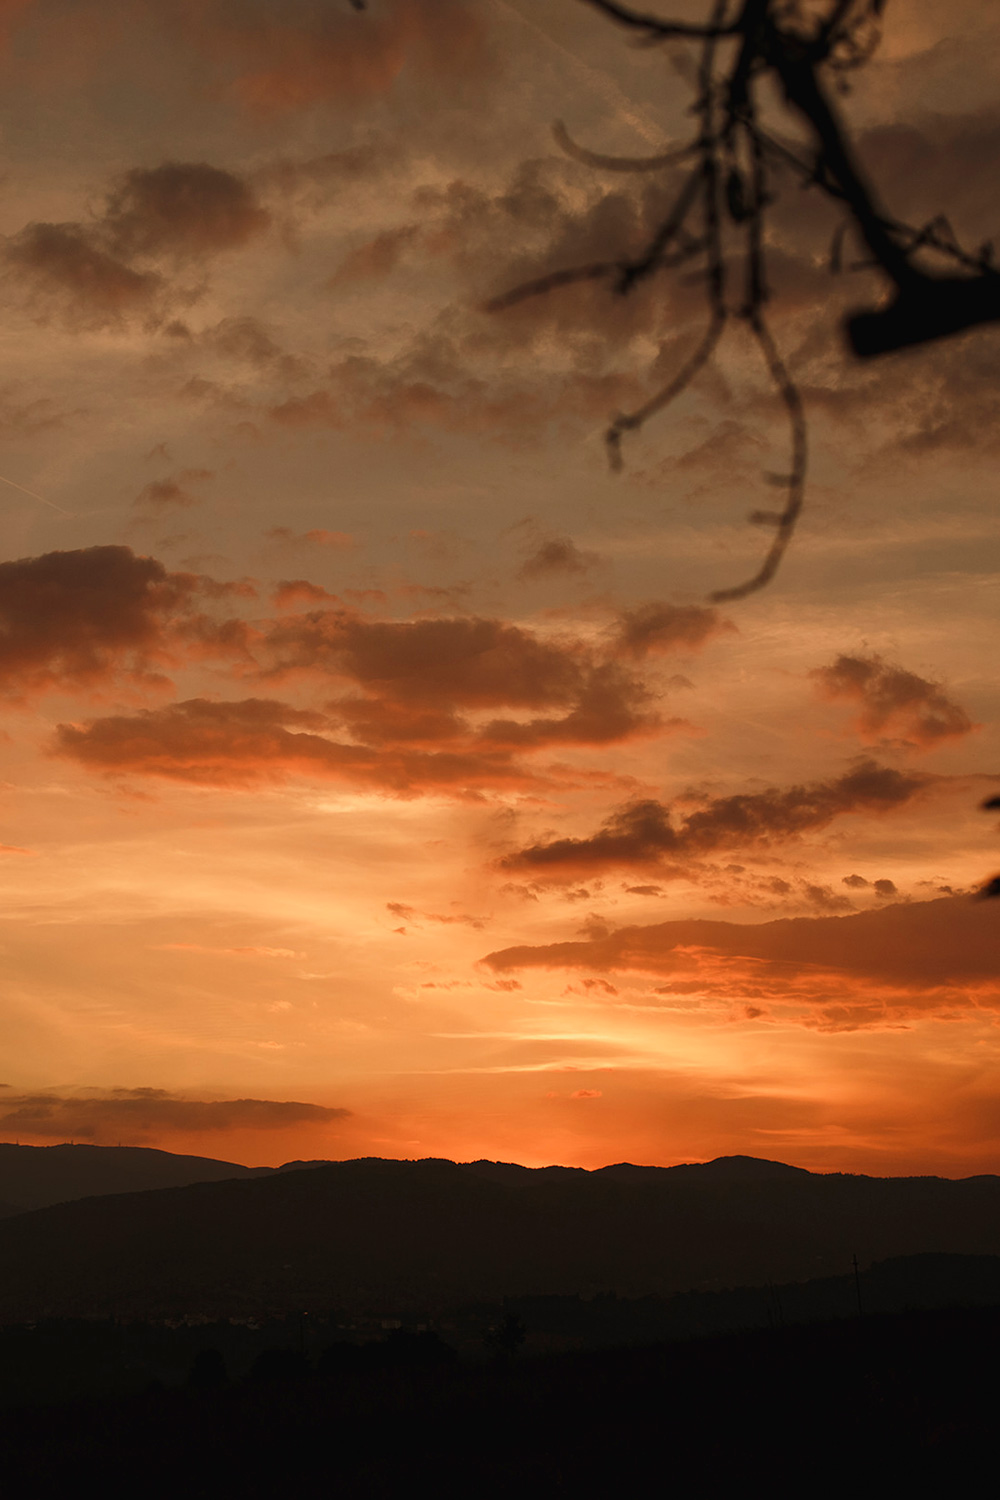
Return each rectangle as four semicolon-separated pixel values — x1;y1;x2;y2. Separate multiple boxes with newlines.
1;1252;997;1407
2;1306;995;1498
0;1154;998;1322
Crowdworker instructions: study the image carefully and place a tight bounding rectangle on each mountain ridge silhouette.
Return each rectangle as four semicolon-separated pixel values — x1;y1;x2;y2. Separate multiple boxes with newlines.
0;1147;997;1324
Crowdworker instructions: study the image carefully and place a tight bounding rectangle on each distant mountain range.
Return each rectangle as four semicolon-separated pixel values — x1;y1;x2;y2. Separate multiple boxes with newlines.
0;1145;997;1324
0;1141;329;1216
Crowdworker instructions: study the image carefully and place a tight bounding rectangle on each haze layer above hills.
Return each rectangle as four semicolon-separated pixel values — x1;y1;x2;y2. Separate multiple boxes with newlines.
0;1148;997;1324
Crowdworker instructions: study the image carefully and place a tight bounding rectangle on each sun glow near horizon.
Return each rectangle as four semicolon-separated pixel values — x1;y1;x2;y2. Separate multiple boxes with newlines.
0;0;997;1178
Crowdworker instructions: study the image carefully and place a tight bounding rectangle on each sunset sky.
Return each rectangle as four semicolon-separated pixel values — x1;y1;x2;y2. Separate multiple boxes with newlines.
0;0;997;1175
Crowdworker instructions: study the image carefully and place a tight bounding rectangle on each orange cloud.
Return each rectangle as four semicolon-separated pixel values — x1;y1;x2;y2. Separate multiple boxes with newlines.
266;610;603;709
263;608;663;752
330;223;421;285
52;695;563;795
812;652;975;748
484;896;1000;1030
54;697;363;787
14;549;690;793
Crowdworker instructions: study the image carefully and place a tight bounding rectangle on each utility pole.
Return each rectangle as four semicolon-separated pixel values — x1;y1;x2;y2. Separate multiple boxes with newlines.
852;1254;864;1318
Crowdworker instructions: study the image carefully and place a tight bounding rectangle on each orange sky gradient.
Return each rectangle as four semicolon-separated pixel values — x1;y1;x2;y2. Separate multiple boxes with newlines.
0;0;998;1176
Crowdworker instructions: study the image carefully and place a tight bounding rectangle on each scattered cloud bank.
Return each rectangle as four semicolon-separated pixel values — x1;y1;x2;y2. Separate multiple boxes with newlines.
3;162;269;328
0;1088;349;1140
502;761;929;877
14;545;724;795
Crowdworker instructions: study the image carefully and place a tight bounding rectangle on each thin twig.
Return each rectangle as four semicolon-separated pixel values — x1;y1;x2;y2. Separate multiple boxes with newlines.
553;121;701;173
579;0;741;40
710;313;807;601
485;262;619;313
605;309;727;470
488;2;999;599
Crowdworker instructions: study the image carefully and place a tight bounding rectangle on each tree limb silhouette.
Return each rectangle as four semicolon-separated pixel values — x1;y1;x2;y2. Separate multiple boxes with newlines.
491;1;998;599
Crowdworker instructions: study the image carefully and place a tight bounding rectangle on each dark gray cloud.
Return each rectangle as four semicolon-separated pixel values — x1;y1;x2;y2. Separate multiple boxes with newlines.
812;653;974;748
0;1088;348;1140
518;536;598;580
0;545;199;697
502;761;929;876
3;223;163;328
614;602;734;659
133;468;214;511
3;163;268;328
104;163;270;258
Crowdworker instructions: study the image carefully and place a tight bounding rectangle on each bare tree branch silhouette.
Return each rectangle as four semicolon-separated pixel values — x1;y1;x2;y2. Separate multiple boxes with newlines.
489;1;1000;601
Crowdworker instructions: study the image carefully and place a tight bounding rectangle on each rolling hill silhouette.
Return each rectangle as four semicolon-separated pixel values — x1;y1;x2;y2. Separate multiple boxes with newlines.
0;1143;273;1216
0;1152;997;1323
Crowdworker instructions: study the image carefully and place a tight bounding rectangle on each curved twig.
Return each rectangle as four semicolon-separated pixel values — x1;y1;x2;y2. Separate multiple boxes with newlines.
579;0;741;41
489;3;999;601
616;164;704;292
710;314;807;601
605;309;727;471
553;120;701;173
484;263;619;313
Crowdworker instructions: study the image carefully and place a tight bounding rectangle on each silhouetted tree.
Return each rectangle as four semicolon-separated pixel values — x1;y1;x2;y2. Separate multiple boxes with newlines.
249;1346;310;1383
187;1346;228;1389
484;1311;527;1361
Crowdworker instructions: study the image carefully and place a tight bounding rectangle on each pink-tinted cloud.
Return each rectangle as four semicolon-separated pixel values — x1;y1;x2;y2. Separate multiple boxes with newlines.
812;652;975;748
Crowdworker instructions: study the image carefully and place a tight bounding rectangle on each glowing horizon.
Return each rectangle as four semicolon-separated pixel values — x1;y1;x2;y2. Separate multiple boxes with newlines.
0;0;997;1178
